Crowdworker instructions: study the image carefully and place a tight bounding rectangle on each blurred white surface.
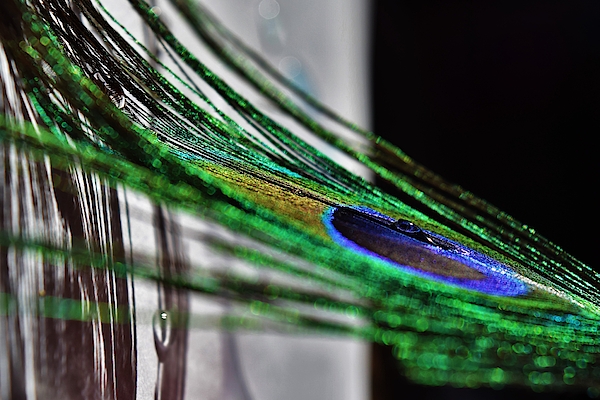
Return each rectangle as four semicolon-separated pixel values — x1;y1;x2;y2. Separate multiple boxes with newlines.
105;0;372;398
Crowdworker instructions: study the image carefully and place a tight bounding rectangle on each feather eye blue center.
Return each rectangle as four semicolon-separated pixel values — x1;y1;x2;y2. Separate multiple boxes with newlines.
323;206;529;297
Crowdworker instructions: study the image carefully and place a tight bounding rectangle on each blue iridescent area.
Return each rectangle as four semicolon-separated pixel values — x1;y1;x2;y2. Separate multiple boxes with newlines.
173;149;303;178
323;206;529;297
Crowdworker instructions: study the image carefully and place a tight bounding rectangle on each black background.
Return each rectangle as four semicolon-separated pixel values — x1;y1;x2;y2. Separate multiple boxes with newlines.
372;0;599;268
371;1;599;398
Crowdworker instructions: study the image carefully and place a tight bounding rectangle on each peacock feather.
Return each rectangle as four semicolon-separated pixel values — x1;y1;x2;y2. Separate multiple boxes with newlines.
0;0;599;398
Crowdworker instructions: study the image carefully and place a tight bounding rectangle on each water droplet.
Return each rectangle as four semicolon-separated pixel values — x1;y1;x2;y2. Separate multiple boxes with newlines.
153;310;172;358
150;6;162;16
259;0;280;19
393;219;421;234
110;93;126;110
93;72;126;109
279;56;302;79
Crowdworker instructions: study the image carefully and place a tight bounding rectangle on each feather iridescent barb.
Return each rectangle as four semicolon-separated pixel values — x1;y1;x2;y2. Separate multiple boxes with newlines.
0;0;599;398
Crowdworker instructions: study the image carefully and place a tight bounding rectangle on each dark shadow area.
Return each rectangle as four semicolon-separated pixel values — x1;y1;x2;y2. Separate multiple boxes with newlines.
371;344;590;400
372;0;599;268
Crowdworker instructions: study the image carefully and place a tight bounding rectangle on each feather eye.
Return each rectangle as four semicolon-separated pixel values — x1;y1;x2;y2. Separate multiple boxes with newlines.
324;206;529;296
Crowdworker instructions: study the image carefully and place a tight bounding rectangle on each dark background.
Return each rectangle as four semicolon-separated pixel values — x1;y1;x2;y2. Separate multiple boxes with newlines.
372;0;599;268
371;1;599;398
